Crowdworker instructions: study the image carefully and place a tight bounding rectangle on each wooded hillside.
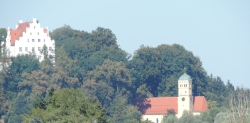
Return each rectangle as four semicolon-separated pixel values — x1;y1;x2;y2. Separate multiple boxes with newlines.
0;26;246;123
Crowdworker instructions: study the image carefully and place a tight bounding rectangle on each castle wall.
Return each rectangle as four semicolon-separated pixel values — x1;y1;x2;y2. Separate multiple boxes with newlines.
5;18;55;62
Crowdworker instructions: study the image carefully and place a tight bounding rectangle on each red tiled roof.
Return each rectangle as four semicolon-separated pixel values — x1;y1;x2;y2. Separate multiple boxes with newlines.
193;96;208;112
10;22;30;46
134;96;208;115
134;97;178;115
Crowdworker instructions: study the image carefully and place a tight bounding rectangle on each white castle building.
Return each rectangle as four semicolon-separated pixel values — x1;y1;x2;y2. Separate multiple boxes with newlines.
134;72;208;123
4;18;55;62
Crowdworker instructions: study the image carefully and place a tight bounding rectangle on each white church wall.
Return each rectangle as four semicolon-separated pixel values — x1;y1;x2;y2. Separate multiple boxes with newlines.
142;114;164;123
193;112;201;116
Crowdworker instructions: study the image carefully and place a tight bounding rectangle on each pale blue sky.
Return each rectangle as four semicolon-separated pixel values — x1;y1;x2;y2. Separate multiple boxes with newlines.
1;1;250;88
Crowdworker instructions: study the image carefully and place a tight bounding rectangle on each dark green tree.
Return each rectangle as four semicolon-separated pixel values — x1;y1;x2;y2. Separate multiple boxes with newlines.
23;88;107;123
128;44;207;97
3;54;39;100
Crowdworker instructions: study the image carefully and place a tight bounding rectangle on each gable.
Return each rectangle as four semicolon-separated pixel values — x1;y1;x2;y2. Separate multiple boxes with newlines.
10;22;30;46
193;96;208;112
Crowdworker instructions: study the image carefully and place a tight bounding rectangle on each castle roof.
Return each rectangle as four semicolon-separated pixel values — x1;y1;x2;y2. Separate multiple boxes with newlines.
134;96;208;115
179;73;192;80
10;22;30;46
9;20;48;46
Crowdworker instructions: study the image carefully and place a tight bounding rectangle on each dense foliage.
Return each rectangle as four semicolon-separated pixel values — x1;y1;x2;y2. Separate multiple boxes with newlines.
0;25;245;123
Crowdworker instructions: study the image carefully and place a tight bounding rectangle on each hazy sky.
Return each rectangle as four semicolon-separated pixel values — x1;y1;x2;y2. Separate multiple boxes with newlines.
1;1;250;88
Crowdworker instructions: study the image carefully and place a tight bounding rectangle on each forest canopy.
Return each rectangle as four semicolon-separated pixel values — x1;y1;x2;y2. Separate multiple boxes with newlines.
0;25;242;123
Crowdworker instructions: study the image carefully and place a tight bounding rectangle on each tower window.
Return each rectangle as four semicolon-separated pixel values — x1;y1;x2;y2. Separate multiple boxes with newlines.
25;47;28;51
32;39;35;42
19;47;22;52
32;47;35;52
38;39;40;42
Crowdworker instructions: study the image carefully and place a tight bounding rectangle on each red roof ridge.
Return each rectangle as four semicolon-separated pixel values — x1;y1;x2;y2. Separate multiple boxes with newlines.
10;22;31;46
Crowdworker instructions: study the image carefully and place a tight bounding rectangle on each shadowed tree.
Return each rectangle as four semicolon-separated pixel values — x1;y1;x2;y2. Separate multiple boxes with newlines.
23;88;107;123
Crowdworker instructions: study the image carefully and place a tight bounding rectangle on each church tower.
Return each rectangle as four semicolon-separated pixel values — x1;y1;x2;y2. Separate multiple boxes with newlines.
177;72;193;118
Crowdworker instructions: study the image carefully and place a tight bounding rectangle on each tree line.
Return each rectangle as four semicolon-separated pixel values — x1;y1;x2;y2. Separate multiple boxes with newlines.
0;26;247;123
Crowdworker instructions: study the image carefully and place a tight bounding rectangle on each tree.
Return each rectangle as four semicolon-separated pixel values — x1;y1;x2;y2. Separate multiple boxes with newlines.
178;111;202;123
19;65;79;98
0;28;7;57
3;54;39;100
128;44;207;97
107;93;141;123
228;87;250;123
4;90;32;123
23;88;107;123
29;117;43;123
214;112;229;123
162;114;178;123
87;59;132;94
90;27;118;50
55;46;80;78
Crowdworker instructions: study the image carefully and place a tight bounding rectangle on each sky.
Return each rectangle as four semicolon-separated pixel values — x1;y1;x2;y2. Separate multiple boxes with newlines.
0;1;250;88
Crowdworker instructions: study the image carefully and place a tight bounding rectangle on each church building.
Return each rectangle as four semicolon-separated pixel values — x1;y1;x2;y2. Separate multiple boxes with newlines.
134;72;208;123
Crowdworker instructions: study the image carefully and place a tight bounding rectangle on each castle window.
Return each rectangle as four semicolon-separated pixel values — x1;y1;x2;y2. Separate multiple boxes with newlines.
32;47;35;52
38;32;39;35
19;47;22;52
44;39;45;42
25;47;28;51
38;47;41;51
156;118;158;123
38;39;40;42
32;39;35;42
30;33;32;35
27;39;29;42
34;26;35;29
49;47;52;51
